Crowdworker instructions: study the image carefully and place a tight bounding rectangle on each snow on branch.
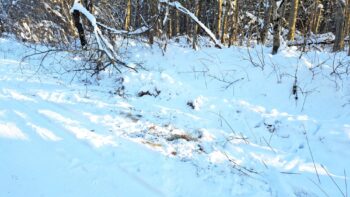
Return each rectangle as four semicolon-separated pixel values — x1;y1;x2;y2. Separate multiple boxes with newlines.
70;0;135;71
71;1;148;35
159;0;222;49
96;22;149;35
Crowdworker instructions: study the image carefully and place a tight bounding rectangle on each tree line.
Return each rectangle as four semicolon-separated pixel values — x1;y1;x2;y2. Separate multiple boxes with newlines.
0;0;349;56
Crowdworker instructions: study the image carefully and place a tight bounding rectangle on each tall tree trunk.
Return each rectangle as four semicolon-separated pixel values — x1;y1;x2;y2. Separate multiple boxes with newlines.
60;0;77;38
311;0;323;34
287;0;299;40
0;19;3;35
148;0;158;45
72;10;87;48
217;0;223;39
173;10;180;37
135;0;141;27
124;0;132;30
229;0;239;46
333;0;345;52
272;0;280;54
168;9;173;38
343;0;350;55
260;0;272;44
193;0;201;49
221;0;229;44
185;0;191;39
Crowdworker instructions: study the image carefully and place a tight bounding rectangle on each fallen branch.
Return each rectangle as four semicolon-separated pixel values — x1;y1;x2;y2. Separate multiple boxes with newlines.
97;22;149;35
288;37;349;47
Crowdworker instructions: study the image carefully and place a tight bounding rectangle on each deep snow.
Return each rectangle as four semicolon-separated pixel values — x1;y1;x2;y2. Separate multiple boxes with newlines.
0;36;350;197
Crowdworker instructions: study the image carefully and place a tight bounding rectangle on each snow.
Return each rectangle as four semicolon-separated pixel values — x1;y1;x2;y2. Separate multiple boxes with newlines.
0;36;350;197
70;1;97;27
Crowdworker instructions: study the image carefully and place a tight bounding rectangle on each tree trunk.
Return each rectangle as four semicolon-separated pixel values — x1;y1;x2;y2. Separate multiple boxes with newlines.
229;0;239;46
173;10;180;37
344;0;350;55
221;0;229;44
0;19;3;35
217;0;223;39
185;1;191;38
260;0;272;44
311;0;323;34
287;0;299;40
135;0;141;27
272;0;280;54
124;0;132;30
148;0;157;45
72;10;87;48
193;0;201;49
168;9;173;38
333;0;345;52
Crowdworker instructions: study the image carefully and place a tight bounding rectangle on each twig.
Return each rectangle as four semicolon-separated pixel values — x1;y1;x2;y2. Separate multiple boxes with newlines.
222;151;259;176
280;171;300;175
207;74;244;89
307;177;330;197
210;111;249;144
345;170;348;197
210;112;236;135
262;137;277;154
321;165;346;197
303;125;321;184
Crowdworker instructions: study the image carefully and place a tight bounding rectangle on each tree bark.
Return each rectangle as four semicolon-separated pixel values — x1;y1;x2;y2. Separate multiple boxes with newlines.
168;9;173;37
193;0;201;49
310;0;323;34
72;10;87;48
260;0;272;44
174;10;180;37
217;0;223;38
272;0;280;54
221;0;229;44
287;0;299;40
148;0;158;45
124;0;132;30
135;0;141;27
229;0;239;46
333;0;345;52
344;0;350;55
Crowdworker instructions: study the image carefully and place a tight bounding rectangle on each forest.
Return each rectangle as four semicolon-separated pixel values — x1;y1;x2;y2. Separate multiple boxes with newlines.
0;1;350;197
1;0;349;56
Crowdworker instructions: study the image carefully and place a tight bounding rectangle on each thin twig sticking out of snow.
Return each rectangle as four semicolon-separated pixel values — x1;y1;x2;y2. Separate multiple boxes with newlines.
159;0;223;49
302;125;321;184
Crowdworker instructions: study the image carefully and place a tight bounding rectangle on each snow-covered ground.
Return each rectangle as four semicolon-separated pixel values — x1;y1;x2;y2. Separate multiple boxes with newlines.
1;37;350;197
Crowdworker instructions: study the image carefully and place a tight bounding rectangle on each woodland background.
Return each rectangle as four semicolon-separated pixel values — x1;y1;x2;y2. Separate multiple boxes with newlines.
0;0;349;58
